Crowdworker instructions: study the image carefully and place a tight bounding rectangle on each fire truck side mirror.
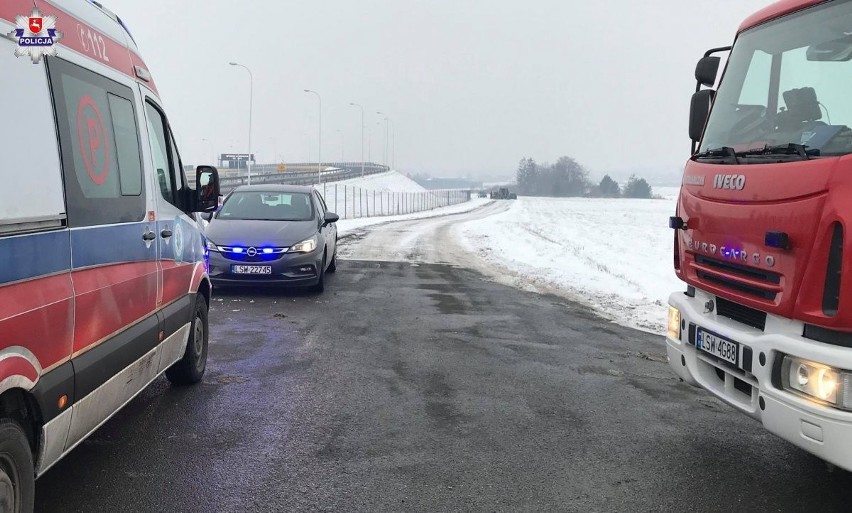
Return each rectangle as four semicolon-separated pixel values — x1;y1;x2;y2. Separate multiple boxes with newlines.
695;56;721;88
689;89;715;143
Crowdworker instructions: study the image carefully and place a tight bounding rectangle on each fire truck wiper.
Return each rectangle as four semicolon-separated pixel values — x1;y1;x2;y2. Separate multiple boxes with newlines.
737;143;817;160
694;146;740;164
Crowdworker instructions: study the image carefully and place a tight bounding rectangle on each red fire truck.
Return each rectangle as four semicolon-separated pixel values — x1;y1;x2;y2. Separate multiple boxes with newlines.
668;0;852;470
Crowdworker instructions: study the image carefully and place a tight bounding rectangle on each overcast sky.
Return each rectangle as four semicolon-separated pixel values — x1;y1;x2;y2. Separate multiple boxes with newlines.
109;0;773;180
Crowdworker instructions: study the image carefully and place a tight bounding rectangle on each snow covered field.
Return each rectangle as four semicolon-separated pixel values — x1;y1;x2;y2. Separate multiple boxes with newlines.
456;188;681;333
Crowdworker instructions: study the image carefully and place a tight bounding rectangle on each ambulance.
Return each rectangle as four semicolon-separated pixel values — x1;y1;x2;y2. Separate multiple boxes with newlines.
0;1;220;510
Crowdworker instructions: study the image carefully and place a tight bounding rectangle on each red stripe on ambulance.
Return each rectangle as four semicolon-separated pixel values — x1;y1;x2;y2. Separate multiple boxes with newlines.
0;275;74;373
70;262;159;355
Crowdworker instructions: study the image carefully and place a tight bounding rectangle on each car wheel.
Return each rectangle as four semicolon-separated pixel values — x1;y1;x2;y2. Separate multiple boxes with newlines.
166;294;209;386
0;420;34;513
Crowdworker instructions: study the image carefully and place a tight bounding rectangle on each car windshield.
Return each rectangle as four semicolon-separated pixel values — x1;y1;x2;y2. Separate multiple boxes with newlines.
700;1;852;157
217;191;314;221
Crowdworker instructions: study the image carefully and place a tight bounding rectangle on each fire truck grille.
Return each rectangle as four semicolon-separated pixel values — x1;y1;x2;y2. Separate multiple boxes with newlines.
694;255;781;301
715;297;767;331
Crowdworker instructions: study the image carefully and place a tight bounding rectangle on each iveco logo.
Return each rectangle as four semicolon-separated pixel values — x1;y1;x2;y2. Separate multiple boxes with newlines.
713;174;746;190
247;247;258;257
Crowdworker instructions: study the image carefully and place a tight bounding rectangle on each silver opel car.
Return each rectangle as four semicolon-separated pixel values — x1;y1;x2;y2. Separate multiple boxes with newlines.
205;185;339;292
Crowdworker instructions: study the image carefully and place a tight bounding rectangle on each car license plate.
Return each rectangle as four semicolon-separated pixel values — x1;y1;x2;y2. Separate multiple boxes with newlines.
232;265;272;275
696;329;738;366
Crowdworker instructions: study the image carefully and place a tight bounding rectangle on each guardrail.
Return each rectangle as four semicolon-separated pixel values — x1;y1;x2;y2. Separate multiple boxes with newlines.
316;183;472;220
217;162;389;192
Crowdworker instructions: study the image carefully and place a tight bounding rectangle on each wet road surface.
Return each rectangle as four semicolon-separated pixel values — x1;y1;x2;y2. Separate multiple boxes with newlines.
33;257;852;512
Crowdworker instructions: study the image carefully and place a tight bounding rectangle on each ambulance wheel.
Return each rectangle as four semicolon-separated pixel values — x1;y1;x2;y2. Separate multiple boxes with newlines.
166;295;209;386
0;419;34;513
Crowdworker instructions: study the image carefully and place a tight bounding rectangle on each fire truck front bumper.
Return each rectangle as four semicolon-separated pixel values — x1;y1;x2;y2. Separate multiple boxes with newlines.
666;287;852;471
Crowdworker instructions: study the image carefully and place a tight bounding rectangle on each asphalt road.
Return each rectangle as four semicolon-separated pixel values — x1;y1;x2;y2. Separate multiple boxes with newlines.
34;207;852;512
336;200;511;266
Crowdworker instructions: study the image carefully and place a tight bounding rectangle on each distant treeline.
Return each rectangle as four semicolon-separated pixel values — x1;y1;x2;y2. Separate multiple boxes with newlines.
516;157;654;199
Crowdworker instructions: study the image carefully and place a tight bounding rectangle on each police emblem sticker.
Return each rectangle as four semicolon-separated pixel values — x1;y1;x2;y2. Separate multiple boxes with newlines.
9;8;63;63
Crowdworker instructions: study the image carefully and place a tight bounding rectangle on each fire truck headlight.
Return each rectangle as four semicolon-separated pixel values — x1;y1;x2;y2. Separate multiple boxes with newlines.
817;368;839;401
796;363;810;387
667;306;681;341
781;356;852;408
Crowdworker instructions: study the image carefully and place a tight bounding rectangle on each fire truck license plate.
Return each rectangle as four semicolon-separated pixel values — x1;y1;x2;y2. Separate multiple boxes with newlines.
696;329;738;366
232;265;272;275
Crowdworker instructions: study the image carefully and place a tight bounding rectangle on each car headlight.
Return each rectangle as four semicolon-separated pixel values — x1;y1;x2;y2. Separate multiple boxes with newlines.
290;235;318;253
781;356;852;410
206;239;220;252
667;306;681;340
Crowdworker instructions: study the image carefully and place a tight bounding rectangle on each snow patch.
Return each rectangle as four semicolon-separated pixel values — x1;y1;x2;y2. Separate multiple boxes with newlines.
456;196;680;334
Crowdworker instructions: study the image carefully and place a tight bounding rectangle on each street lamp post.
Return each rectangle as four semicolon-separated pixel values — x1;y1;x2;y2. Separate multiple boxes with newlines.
229;62;253;185
349;102;365;177
304;89;322;184
377;112;394;170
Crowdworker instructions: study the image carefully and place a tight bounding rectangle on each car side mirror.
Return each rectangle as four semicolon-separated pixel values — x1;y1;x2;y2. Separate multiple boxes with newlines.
689;89;715;143
195;165;221;213
323;211;340;226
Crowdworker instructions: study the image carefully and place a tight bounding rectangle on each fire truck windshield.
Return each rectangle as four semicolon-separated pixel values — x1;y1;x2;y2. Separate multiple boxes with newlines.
700;0;852;159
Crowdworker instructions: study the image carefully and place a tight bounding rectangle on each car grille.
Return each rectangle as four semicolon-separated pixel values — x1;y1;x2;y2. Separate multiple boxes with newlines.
693;255;782;301
217;246;288;262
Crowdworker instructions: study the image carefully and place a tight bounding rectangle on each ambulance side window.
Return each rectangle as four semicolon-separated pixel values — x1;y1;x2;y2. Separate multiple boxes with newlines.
168;131;188;194
144;101;187;212
145;103;174;204
109;95;142;196
47;57;145;227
